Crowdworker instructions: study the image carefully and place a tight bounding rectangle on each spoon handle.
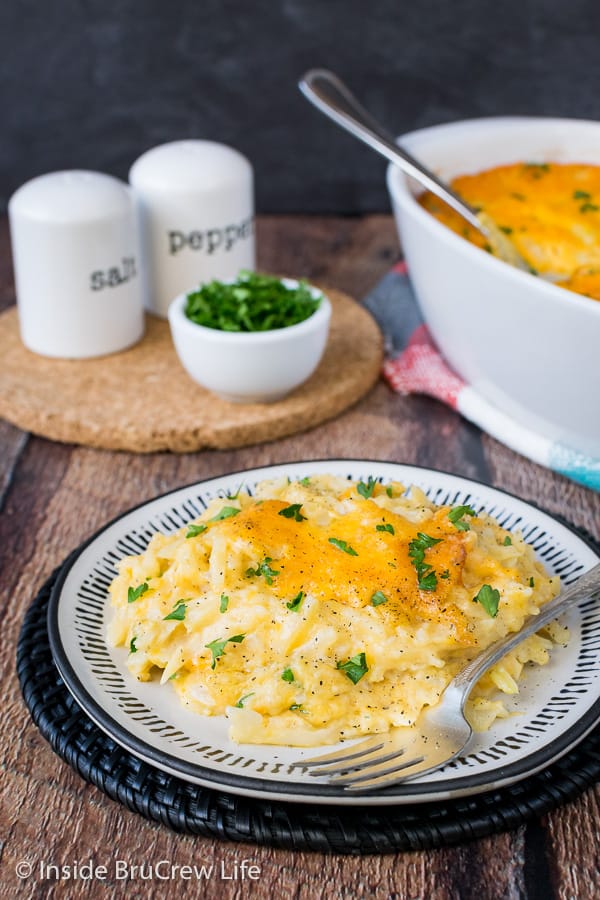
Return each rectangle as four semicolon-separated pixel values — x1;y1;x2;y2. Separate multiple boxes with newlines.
299;69;482;231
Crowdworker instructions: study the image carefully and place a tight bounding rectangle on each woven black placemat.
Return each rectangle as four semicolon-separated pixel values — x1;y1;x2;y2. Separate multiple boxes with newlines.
16;563;600;854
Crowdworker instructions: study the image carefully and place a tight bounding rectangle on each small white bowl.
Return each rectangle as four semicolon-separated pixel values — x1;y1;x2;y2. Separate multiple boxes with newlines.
168;279;331;403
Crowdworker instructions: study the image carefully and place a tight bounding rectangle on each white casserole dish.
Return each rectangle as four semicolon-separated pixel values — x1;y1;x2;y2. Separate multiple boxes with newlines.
386;117;600;459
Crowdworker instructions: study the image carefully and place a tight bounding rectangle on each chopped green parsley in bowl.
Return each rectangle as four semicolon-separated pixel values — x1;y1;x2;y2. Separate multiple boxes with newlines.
168;273;331;403
184;271;322;332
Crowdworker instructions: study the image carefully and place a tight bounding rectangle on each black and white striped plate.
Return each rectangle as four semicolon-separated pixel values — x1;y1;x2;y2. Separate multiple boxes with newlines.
48;461;600;806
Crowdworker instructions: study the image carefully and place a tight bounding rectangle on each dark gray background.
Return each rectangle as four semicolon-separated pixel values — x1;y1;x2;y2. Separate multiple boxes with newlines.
2;0;600;214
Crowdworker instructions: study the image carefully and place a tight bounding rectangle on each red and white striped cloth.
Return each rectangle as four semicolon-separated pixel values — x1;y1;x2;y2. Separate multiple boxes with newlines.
383;322;465;409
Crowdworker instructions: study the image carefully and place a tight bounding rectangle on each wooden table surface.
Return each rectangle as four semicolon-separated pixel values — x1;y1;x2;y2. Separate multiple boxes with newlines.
1;215;599;900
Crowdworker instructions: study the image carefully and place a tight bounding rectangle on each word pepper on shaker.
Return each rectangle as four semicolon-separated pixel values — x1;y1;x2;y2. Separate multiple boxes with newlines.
129;140;255;317
8;170;144;358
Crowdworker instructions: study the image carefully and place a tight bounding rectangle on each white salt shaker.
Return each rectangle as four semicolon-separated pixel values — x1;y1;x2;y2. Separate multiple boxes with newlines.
9;171;144;358
129;140;255;318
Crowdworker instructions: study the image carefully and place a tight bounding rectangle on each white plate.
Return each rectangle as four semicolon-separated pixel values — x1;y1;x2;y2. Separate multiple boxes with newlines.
48;460;600;806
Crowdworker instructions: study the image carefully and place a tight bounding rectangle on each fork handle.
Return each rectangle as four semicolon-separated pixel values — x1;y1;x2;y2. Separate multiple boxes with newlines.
453;561;600;703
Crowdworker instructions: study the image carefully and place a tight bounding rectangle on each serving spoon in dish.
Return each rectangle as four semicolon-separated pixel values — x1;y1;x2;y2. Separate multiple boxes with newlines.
299;68;535;275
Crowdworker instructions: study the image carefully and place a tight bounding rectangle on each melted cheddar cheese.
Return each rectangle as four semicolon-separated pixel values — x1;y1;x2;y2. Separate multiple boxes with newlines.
419;162;600;300
107;475;565;746
219;499;468;635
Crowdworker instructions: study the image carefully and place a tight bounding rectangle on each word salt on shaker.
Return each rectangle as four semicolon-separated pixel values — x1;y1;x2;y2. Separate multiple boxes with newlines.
9;170;144;358
129;140;255;318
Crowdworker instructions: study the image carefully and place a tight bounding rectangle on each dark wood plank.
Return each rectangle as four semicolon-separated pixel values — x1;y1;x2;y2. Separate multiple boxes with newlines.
544;787;600;900
0;217;14;313
0;420;27;507
1;214;599;900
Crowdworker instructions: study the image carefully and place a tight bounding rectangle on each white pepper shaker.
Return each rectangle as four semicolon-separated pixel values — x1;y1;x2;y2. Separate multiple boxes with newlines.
9;170;144;358
129;140;255;318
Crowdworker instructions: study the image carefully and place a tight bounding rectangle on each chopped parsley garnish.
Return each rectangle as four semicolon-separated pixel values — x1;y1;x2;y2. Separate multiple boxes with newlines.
529;577;535;587
580;201;599;213
474;584;500;617
184;271;321;332
127;582;148;604
440;569;450;580
328;537;358;556
205;634;246;669
286;590;305;612
129;637;137;654
448;505;476;531
524;162;550;176
410;532;441;551
226;484;243;500
357;476;377;499
281;668;295;683
408;532;442;591
376;522;395;535
574;189;592;200
186;523;207;538
371;590;388;607
234;693;254;708
336;652;369;684
209;505;240;522
278;503;306;522
418;571;438;591
246;557;280;584
503;535;513;546
299;476;311;486
219;593;229;613
386;486;394;498
163;600;187;621
499;225;513;234
289;703;305;712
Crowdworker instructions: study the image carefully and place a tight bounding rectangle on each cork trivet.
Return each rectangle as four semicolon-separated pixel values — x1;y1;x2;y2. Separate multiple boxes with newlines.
0;288;383;452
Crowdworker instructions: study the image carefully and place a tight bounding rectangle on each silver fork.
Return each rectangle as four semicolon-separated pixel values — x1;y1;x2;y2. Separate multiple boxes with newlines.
290;562;600;793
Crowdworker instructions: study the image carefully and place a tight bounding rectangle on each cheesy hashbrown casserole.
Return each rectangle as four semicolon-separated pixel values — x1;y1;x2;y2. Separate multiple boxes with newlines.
107;475;567;747
419;162;600;300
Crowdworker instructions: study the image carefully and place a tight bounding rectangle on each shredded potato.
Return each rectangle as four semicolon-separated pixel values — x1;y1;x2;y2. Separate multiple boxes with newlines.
107;475;566;746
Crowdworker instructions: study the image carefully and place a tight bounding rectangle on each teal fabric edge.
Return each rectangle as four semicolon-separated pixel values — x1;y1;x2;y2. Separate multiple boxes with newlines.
550;444;600;492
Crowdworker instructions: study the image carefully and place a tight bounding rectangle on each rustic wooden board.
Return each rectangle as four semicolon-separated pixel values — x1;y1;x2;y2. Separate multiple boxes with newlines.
0;288;382;452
